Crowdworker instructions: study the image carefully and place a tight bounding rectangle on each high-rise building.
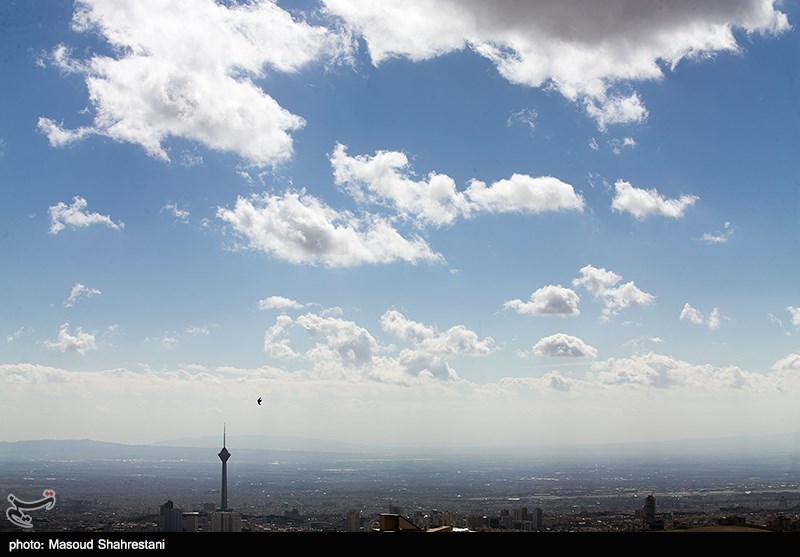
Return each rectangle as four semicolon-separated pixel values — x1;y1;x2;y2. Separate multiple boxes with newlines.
218;424;231;512
211;511;241;532
533;508;543;530
181;512;199;532
643;494;656;529
159;500;182;532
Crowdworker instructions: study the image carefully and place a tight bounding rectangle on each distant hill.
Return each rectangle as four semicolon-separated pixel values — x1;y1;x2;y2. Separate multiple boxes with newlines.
1;431;797;463
153;434;369;453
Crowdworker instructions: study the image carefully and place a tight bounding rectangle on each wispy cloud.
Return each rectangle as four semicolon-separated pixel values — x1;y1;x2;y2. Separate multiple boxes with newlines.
700;222;734;244
64;282;101;308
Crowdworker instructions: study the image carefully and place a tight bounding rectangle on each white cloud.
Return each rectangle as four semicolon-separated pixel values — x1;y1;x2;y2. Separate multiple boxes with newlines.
787;306;800;328
701;221;734;244
161;202;190;224
295;312;380;372
258;296;305;311
772;353;800;372
680;303;725;330
331;144;584;228
507;107;538;133
591;352;754;390
679;303;704;325
37;117;93;147
48;196;124;234
588;137;599;151
380;309;435;343
611;180;698;219
323;0;788;128
217;190;442;267
533;333;598;358
41;0;355;166
145;336;179;350
465;174;585;215
44;323;97;355
381;310;493;381
64;282;101;308
185;326;210;336
609;136;637;155
331;143;471;227
573;264;655;320
263;314;297;360
6;327;27;343
503;285;580;316
261;310;492;383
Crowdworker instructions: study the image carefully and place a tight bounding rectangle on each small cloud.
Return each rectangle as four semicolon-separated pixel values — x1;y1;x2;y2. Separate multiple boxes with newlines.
258;296;305;311
588;137;599;151
145;336;179;350
772;353;800;372
504;285;580;316
533;333;598;358
700;222;734;244
611;180;698;220
608;136;637;155
507;107;538;134
64;282;101;308
787;306;800;328
185;326;211;336
680;303;726;330
6;327;26;343
43;323;96;355
161;202;190;224
48;196;124;234
572;264;654;320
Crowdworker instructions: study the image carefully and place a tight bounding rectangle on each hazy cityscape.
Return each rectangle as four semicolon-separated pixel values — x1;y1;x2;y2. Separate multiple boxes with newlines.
3;435;799;534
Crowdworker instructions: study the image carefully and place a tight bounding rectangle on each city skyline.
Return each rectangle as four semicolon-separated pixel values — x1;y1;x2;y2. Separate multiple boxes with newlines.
1;1;799;450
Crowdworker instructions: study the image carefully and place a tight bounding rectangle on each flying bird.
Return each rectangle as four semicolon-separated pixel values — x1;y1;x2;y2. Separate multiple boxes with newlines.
257;397;262;405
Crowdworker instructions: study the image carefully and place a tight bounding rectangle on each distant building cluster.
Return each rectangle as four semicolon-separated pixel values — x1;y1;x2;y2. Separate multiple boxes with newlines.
5;429;799;534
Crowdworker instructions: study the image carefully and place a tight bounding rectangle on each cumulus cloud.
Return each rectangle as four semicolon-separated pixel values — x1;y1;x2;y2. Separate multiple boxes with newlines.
331;143;471;227
323;0;789;128
701;221;734;244
772;353;800;372
611;180;698;220
64;282;101;308
263;314;297;360
380;310;493;381
573;264;655;320
465;174;585;216
217;190;442;267
591;352;754;390
680;303;725;330
503;285;580;316
331;144;583;228
533;333;598;358
258;296;306;311
41;0;354;166
48;196;124;234
679;303;704;325
261;309;492;383
44;323;97;355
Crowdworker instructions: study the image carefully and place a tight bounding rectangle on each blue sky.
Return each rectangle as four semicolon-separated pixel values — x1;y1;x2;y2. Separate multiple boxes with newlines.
1;0;798;450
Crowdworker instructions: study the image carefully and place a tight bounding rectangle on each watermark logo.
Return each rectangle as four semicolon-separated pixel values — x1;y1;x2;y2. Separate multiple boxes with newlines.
6;490;56;529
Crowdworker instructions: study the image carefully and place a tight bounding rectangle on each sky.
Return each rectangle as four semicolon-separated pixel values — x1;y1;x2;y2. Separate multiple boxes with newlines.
1;0;798;451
